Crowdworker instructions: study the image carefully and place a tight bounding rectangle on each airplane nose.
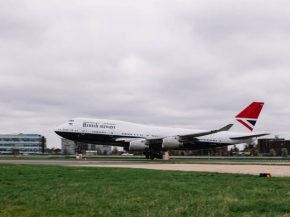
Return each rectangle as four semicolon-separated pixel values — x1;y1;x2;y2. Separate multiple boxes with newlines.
55;125;61;132
54;129;61;136
54;124;65;135
55;127;67;138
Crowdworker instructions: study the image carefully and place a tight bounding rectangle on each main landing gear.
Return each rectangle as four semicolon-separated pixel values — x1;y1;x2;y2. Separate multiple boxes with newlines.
144;151;162;160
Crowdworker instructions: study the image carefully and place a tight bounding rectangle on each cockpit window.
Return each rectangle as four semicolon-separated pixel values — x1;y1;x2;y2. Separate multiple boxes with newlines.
69;120;74;122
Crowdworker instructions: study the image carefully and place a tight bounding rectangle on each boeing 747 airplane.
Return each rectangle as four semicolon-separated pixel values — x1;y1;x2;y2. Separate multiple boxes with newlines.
55;102;268;159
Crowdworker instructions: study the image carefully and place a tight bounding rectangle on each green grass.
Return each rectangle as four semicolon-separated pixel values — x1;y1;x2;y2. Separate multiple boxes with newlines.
0;165;290;217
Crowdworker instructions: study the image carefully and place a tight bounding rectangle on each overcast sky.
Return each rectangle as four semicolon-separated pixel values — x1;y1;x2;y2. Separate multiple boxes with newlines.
1;0;290;147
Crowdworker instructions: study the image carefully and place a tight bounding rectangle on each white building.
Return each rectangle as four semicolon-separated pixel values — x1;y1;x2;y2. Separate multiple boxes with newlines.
61;138;112;155
0;134;46;154
61;138;76;155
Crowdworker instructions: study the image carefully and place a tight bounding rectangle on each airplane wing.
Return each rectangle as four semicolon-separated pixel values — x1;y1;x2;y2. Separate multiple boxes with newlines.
178;124;233;140
146;124;233;144
230;133;269;140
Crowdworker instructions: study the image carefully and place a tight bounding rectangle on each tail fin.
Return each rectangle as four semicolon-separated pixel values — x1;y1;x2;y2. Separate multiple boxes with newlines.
235;102;264;131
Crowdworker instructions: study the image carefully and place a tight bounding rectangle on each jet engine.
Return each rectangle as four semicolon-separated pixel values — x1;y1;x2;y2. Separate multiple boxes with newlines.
162;136;183;149
129;139;149;151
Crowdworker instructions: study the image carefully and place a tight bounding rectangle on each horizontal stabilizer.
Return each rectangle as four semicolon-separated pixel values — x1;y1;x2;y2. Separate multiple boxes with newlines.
230;133;269;140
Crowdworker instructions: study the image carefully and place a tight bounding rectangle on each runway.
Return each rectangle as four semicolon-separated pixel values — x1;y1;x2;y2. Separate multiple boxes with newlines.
74;163;290;177
1;159;290;176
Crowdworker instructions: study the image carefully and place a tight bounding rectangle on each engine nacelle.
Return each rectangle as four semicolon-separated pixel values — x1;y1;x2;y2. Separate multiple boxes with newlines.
129;139;149;151
162;136;183;149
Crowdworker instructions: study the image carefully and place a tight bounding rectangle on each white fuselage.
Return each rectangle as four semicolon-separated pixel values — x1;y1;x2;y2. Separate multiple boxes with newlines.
55;118;254;148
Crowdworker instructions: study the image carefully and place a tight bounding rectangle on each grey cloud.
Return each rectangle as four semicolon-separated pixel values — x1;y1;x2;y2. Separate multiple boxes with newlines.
0;0;290;146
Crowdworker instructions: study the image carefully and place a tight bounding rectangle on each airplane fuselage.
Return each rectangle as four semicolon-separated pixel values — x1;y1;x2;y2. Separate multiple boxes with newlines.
55;118;253;150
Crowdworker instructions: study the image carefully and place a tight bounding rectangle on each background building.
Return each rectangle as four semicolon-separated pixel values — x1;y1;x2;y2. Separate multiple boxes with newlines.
61;138;112;155
258;137;290;156
169;146;228;156
0;134;46;155
94;145;112;155
61;138;76;155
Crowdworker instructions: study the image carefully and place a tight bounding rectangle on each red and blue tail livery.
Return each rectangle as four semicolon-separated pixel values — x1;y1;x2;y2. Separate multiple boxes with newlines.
235;102;264;131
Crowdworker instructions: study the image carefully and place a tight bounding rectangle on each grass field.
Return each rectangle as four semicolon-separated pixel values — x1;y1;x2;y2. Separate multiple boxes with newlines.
0;164;290;217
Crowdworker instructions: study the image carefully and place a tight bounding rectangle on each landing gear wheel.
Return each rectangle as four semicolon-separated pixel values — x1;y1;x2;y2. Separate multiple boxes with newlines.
150;154;155;160
144;151;150;159
156;154;162;159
